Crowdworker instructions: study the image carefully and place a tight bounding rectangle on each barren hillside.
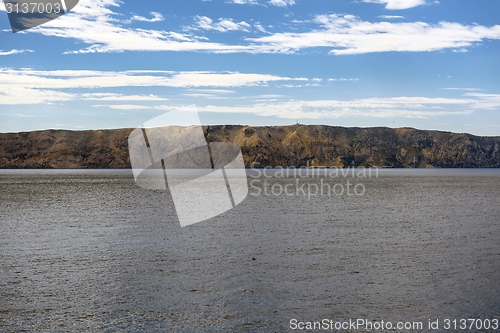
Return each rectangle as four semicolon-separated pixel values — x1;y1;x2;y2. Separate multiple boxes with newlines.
1;125;499;168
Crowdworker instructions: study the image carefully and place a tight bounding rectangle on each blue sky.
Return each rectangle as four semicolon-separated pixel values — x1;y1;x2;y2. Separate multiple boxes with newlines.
1;0;499;135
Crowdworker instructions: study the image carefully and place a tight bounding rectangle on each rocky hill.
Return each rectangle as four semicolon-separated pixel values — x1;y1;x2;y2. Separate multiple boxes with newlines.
0;125;499;168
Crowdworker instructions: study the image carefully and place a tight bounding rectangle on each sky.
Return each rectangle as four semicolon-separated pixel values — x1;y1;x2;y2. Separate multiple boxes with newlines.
0;0;499;135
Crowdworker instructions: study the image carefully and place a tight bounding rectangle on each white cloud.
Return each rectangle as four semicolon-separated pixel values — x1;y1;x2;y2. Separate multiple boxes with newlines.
254;23;267;33
194;16;251;32
183;89;236;99
29;0;252;54
186;89;236;94
226;0;295;5
363;0;427;10
465;93;500;111
2;66;497;119
250;94;287;99
226;0;259;4
7;114;47;118
93;104;152;110
0;68;304;89
269;0;295;7
81;93;167;101
19;1;500;56
203;96;483;120
194;99;474;119
378;15;404;19
112;96;476;120
247;14;500;55
0;68;306;104
0;49;35;56
182;93;218;98
92;95;498;121
130;12;164;23
328;78;359;82
442;88;480;91
0;87;75;104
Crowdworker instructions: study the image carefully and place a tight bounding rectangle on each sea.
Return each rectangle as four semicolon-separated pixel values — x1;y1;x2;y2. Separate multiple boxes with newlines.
0;169;499;332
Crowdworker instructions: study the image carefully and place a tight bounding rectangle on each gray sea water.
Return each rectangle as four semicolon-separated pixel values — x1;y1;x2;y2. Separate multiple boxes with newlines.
0;169;499;332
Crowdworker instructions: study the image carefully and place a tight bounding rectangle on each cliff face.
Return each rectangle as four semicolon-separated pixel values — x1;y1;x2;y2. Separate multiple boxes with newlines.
205;125;500;168
0;129;131;169
0;125;499;168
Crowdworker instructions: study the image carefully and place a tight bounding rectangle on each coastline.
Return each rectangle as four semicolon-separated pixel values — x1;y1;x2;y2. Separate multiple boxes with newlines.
1;125;499;169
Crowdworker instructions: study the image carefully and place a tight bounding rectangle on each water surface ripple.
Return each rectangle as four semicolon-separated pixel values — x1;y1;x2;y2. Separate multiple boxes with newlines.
0;169;499;332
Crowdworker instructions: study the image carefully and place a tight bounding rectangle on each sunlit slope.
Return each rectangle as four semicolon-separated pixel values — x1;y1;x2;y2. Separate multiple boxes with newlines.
1;125;499;168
